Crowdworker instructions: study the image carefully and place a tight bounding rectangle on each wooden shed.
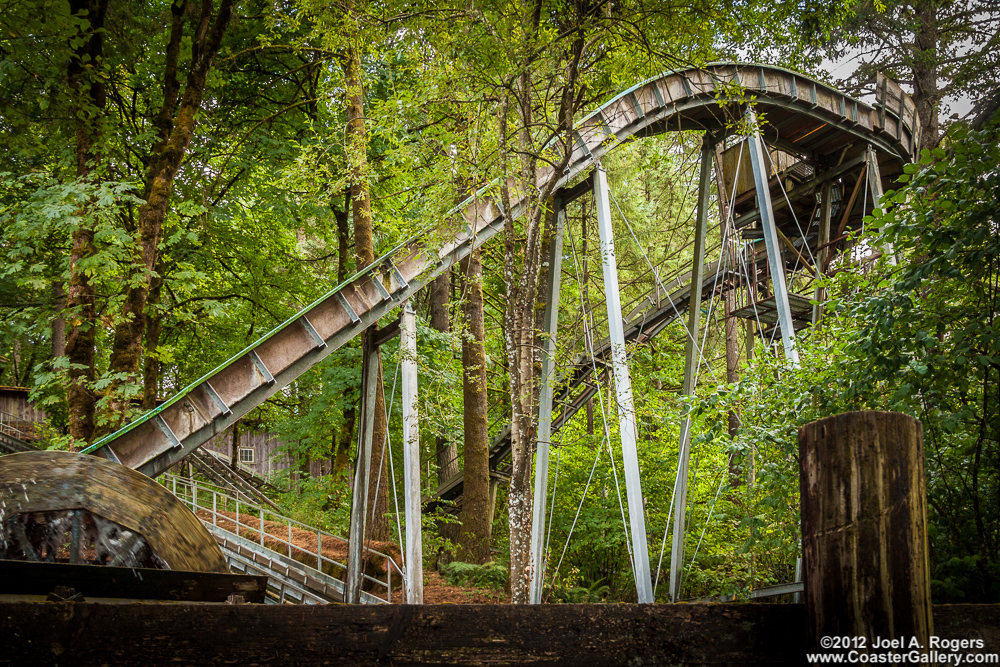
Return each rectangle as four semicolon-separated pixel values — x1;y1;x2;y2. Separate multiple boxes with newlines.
0;386;47;441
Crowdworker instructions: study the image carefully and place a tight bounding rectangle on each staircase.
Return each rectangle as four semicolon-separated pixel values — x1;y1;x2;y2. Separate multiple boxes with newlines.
0;411;40;454
182;448;280;511
730;292;815;340
162;474;400;604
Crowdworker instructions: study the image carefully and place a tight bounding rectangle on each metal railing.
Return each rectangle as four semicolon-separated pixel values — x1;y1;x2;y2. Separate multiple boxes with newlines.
184;448;280;510
0;410;37;442
161;473;404;603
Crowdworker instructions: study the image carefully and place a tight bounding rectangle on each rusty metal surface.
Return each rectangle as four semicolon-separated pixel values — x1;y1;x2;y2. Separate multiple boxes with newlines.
0;451;228;572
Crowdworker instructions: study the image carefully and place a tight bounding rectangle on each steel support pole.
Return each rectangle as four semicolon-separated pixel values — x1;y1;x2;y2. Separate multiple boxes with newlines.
529;200;566;604
866;145;897;266
812;182;833;325
401;303;423;603
594;164;653;604
745;109;800;367
668;135;713;603
345;333;379;604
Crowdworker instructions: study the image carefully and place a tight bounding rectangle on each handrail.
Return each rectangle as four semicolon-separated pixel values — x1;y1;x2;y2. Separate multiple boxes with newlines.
186;448;280;510
0;410;37;442
161;473;404;603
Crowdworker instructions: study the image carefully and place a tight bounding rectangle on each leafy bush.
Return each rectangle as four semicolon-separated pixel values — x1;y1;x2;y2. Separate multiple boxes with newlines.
440;560;508;590
546;579;611;603
271;471;353;535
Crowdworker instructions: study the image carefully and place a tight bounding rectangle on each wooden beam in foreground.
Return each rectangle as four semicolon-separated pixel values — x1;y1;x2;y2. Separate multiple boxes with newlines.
3;602;999;666
0;602;1000;667
0;560;267;603
1;602;804;665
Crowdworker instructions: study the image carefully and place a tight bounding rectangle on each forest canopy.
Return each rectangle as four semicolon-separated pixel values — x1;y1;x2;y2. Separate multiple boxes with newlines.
1;0;998;603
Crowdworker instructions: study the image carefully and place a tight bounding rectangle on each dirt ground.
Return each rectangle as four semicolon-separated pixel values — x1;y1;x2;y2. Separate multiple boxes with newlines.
197;509;503;604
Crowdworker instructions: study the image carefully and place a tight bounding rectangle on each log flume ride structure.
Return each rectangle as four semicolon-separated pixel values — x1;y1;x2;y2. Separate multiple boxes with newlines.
0;63;918;605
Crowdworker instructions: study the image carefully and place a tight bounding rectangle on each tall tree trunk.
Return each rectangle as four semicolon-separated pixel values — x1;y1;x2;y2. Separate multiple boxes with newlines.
501;80;548;602
50;283;66;362
715;145;742;485
912;0;940;152
343;37;390;544
458;250;491;563
332;187;355;475
142;273;162;410
430;273;458;486
500;15;584;603
500;95;540;604
230;419;241;471
64;0;110;446
105;0;235;431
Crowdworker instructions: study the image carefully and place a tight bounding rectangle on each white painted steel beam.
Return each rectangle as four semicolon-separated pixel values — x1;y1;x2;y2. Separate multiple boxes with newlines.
668;136;713;603
345;335;380;603
866;144;897;266
529;201;566;604
594;164;653;604
812;183;833;325
744;108;800;367
401;303;423;604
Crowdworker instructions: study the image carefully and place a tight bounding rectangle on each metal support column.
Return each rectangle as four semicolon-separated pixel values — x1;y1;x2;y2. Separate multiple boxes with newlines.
594;163;653;604
866;145;897;266
345;333;379;604
668;135;713;603
401;303;423;603
745;108;800;367
812;182;833;325
529;200;566;604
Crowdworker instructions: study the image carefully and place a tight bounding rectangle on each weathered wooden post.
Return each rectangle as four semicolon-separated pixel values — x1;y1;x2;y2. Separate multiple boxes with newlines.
799;411;933;655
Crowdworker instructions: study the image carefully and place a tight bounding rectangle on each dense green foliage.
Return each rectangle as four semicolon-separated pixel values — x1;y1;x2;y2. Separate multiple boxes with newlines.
1;0;998;604
849;124;1000;600
441;560;509;591
692;121;1000;602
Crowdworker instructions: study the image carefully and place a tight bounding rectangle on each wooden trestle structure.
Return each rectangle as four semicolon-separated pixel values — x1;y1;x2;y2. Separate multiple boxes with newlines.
1;62;941;662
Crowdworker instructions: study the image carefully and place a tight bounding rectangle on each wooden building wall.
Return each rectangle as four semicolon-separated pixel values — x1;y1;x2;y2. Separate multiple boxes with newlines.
0;387;47;423
0;387;48;440
203;428;328;481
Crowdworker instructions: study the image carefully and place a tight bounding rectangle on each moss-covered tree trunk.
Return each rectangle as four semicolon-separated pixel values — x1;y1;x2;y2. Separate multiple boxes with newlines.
343;35;390;544
430;273;459;487
458;250;491;563
142;273;162;410
332;188;355;476
230;419;241;471
105;0;235;431
501;13;584;603
64;0;110;445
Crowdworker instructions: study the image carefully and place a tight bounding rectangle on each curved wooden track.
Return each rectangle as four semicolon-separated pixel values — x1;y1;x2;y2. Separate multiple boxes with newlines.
0;451;228;572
